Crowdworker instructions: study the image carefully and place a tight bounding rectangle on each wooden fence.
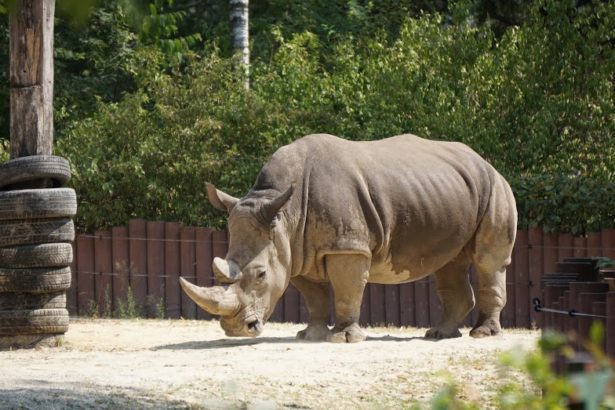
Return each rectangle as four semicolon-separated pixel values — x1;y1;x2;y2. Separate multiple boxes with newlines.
67;219;615;328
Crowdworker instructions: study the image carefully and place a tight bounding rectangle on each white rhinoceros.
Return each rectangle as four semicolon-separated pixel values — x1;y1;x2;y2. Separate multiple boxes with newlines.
180;134;517;342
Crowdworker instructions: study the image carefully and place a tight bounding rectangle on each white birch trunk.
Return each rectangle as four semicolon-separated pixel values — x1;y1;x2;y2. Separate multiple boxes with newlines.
229;0;249;90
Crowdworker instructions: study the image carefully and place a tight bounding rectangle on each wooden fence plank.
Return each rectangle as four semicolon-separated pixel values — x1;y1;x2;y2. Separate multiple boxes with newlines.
543;232;558;274
146;221;165;318
67;240;78;315
76;235;94;315
180;226;197;319
399;283;415;326
112;226;129;313
94;230;113;316
385;285;401;326
211;230;228;266
359;284;371;325
369;283;386;326
284;284;300;323
586;232;602;258
164;222;181;319
428;277;441;328
414;279;430;328
502;282;515;328
510;230;527;327
128;219;147;315
195;227;213;320
270;293;284;322
601;228;615;259
558;233;574;261
573;236;587;258
299;295;309;323
528;228;543;328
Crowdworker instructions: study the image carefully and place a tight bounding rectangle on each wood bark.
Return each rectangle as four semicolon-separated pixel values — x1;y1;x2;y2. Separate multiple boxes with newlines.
9;0;55;158
229;0;249;90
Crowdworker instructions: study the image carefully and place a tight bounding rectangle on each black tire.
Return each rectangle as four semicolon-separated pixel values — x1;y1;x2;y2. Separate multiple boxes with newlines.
0;309;69;335
0;218;74;248
0;188;77;220
0;243;73;268
0;267;71;293
0;156;70;190
0;291;66;310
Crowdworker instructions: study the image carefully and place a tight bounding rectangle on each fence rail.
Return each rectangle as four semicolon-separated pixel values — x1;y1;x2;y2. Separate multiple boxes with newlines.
68;220;615;328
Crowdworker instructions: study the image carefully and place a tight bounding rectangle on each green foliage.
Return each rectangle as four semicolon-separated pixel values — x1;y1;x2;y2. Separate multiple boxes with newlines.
54;0;615;233
497;326;614;409
2;0;614;233
127;0;202;60
115;286;141;318
429;382;479;409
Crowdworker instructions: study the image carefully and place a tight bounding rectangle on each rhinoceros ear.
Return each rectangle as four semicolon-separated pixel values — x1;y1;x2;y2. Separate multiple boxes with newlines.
206;183;239;213
259;185;294;225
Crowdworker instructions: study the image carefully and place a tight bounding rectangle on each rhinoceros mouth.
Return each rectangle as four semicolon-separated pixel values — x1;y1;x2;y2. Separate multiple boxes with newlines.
221;309;265;337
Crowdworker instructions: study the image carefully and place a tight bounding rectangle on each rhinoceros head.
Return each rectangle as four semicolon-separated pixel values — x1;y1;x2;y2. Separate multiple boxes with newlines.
179;183;294;337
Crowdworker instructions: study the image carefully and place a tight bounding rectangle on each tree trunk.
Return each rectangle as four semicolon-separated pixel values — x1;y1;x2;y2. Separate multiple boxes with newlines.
229;0;249;90
9;0;55;158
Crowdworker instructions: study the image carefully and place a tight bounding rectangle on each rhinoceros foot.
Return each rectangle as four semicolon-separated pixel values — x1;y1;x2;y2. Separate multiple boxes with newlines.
469;317;502;338
296;323;330;342
425;326;462;340
327;323;366;343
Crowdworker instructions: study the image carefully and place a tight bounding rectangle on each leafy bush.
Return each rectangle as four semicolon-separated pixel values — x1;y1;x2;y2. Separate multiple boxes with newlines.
425;325;614;409
51;0;615;233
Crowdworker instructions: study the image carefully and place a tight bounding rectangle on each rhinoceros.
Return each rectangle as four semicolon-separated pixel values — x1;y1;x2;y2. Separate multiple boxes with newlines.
180;133;517;342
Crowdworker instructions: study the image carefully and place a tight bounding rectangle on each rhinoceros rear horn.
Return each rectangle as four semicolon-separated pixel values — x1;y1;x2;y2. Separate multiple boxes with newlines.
259;185;294;224
212;257;242;283
179;277;240;316
206;183;239;213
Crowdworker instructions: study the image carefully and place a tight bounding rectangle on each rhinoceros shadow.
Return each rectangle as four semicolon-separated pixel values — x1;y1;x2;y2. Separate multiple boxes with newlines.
152;336;299;350
152;335;432;350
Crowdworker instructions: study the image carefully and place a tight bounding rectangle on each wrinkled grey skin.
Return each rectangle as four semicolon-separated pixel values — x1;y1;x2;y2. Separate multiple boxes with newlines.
180;134;517;342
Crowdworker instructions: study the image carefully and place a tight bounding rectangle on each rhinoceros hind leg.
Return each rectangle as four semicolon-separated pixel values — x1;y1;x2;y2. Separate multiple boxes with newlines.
469;174;516;338
326;254;370;343
328;323;366;343
470;314;502;338
425;255;474;340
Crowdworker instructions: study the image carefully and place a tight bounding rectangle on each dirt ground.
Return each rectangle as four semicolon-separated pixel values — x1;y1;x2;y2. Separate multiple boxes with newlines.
0;319;539;409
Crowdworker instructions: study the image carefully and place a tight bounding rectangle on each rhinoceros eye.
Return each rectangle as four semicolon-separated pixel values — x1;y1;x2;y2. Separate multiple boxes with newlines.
257;271;266;280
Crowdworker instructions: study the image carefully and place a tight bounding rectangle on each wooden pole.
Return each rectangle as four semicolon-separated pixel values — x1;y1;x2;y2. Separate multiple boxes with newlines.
9;0;55;158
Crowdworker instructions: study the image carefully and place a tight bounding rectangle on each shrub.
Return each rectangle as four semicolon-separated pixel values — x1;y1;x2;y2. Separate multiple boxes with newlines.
55;0;614;233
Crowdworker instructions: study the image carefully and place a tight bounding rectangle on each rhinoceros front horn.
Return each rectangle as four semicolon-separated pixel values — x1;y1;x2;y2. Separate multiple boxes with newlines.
179;277;240;316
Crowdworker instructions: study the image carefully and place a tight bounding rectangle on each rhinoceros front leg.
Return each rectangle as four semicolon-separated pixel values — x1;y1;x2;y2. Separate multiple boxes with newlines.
290;276;330;341
326;254;370;343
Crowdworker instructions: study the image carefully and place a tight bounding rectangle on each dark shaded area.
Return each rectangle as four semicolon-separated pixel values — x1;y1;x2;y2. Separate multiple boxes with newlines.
0;384;193;409
152;334;428;350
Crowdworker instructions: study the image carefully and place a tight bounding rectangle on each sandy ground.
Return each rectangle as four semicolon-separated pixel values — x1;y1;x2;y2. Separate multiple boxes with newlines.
0;319;539;409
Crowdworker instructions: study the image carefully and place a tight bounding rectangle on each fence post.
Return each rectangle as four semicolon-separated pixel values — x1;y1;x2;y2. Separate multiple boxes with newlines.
146;221;165;317
164;222;181;319
94;230;112;316
128;219;147;315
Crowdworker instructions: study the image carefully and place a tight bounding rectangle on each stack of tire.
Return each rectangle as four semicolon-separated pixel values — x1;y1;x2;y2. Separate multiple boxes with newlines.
0;156;76;348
